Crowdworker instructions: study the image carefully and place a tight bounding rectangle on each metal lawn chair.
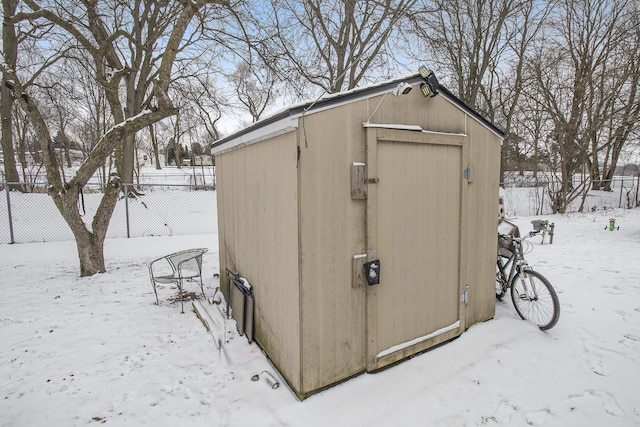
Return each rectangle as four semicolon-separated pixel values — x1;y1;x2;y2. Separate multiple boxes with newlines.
148;248;208;313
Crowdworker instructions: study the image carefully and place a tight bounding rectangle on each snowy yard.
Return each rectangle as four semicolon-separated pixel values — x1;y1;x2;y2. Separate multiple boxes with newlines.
1;208;639;426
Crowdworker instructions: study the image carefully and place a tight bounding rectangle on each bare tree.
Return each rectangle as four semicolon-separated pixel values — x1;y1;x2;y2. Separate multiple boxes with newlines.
173;69;228;143
493;0;555;181
590;4;640;190
190;76;225;142
71;52;114;186
409;0;548;184
12;102;45;187
240;0;419;97
3;0;230;276
527;0;637;212
109;1;194;190
512;91;550;180
411;0;528;108
41;68;81;170
229;61;276;123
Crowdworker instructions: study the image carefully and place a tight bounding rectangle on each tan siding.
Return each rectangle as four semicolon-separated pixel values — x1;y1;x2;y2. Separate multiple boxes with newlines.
365;128;467;370
464;118;501;325
469;118;500;323
375;140;462;348
297;106;368;394
216;133;301;391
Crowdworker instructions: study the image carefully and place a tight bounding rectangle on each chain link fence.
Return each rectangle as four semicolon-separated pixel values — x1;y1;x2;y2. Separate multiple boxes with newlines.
3;173;638;244
501;175;640;217
1;182;217;244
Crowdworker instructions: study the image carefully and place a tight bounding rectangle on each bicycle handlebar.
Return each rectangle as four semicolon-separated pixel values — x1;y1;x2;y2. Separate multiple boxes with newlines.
498;230;540;241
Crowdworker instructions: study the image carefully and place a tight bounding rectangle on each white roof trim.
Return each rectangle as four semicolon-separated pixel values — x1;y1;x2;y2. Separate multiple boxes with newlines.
211;116;298;155
363;123;424;131
363;123;468;138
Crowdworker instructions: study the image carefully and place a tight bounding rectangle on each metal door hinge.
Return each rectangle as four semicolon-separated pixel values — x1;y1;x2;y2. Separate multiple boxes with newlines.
463;164;472;182
460;287;470;304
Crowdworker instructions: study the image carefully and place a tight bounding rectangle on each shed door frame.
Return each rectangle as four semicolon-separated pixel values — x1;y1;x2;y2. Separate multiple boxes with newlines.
365;127;469;371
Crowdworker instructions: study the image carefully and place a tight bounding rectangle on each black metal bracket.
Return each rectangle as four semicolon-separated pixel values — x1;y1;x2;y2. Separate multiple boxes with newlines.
363;260;381;286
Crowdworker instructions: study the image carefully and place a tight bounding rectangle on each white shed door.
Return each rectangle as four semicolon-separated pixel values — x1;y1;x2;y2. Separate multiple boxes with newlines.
365;127;467;370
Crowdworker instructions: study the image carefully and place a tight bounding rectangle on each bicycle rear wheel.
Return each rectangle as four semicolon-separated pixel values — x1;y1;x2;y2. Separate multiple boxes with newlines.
511;269;560;330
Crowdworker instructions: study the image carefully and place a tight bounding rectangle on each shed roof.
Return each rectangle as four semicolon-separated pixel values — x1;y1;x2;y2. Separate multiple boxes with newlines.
212;73;504;155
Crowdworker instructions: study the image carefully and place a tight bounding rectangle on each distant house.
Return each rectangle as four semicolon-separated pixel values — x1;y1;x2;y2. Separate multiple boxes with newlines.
212;71;503;399
135;149;149;167
192;154;214;166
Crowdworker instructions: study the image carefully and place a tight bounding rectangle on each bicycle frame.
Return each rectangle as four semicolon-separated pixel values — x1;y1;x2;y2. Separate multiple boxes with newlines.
497;231;541;299
497;239;527;286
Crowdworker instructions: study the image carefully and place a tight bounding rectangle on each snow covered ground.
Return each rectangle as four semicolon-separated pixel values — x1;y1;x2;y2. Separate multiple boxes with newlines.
1;208;639;426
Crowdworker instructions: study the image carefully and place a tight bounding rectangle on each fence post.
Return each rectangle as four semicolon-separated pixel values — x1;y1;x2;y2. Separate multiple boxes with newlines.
124;183;131;238
4;183;15;244
618;177;624;208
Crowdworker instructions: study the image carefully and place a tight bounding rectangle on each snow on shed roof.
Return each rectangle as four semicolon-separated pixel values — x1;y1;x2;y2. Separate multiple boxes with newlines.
211;73;504;155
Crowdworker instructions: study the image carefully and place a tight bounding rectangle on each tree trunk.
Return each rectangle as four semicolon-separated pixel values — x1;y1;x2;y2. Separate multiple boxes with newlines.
58;190;108;276
172;113;182;169
75;229;106;277
173;138;182;168
1;0;23;190
64;136;72;168
1;86;21;186
601;128;634;191
59;176;120;276
121;133;136;185
148;124;162;170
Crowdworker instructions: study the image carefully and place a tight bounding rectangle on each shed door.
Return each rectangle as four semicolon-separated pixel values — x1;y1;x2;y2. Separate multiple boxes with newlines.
365;127;468;371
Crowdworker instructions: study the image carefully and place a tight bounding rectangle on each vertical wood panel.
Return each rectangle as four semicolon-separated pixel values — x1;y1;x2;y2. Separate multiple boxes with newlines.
365;127;379;371
297;106;368;393
463;120;501;326
216;133;301;391
367;129;465;369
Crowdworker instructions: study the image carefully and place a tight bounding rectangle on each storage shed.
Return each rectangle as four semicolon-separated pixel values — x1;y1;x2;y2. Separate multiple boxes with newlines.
212;70;503;399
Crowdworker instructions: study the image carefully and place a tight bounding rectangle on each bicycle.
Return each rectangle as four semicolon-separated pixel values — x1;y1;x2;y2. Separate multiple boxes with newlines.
496;219;560;330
